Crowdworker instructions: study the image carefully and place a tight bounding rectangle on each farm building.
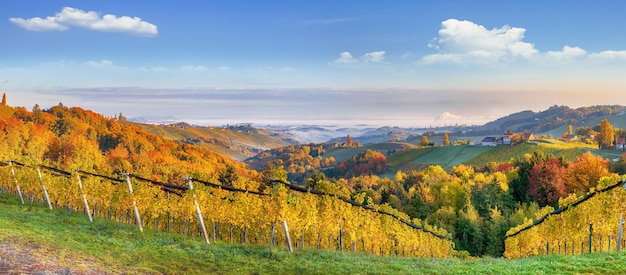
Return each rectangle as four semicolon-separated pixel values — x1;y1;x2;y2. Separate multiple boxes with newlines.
616;138;625;150
481;137;500;147
523;132;535;141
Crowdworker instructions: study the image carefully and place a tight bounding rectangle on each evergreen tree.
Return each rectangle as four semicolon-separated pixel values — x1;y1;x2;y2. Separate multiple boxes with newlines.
1;93;5;106
346;134;353;147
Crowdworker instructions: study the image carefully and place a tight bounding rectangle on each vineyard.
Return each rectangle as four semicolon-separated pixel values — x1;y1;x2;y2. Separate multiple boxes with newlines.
0;159;454;259
504;175;626;258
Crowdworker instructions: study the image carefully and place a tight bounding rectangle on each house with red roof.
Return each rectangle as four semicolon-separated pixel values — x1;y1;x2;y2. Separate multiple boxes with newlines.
616;138;625;150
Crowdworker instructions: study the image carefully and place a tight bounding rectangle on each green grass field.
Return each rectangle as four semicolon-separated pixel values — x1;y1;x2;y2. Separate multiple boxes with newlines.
410;145;492;170
2;192;626;274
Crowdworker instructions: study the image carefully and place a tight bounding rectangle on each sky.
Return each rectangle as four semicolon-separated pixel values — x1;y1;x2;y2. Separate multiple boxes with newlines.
2;1;626;127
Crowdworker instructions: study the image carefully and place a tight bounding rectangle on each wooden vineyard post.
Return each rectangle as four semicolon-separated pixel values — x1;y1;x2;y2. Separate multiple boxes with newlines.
124;174;143;232
8;161;24;204
36;167;52;209
270;222;276;253
271;179;292;253
187;178;210;244
600;235;603;252
282;220;293;252
339;226;343;252
589;223;593;253
75;173;93;222
617;215;624;252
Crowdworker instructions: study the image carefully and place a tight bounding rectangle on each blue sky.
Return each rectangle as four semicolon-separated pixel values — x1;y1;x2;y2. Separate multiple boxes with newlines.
2;1;626;127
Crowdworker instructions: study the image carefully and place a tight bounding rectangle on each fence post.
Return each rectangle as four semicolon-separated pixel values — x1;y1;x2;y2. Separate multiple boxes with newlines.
282;220;293;252
76;173;93;223
8;161;25;204
187;178;209;244
36;168;52;209
617;215;623;252
600;235;603;252
124;174;143;232
589;223;593;253
214;222;219;242
270;222;276;252
339;226;343;252
317;232;321;249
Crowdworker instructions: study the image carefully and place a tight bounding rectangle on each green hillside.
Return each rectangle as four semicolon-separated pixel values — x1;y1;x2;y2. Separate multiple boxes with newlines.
2;193;626;274
324;142;414;163
411;145;492;170
383;145;490;177
380;138;623;178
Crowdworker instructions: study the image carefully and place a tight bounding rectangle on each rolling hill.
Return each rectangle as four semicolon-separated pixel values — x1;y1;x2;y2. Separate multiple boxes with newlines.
130;122;291;161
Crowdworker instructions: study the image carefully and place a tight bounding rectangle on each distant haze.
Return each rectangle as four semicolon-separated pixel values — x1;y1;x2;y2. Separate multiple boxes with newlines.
3;2;626;127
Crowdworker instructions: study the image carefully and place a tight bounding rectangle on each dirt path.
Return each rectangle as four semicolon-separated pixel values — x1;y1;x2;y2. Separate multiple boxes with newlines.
0;239;113;274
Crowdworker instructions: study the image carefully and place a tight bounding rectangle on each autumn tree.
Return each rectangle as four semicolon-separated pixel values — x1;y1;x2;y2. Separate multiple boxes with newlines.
568;124;573;135
527;156;567;206
510;133;522;145
443;132;451;146
419;135;431;147
333;149;387;178
1;93;6;106
346;134;353;147
564;151;610;194
597;119;614;149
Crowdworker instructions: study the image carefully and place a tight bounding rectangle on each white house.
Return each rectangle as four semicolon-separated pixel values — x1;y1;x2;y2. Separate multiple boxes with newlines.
481;137;500;147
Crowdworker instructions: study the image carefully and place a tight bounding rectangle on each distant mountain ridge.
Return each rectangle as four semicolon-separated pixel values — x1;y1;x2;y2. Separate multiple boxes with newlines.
471;105;625;134
126;105;626;161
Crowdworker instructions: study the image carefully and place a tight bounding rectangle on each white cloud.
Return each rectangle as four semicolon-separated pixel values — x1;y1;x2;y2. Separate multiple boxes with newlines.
83;59;114;69
180;65;208;72
435;112;461;121
545;46;586;61
218;66;232;71
423;19;538;64
82;59;128;71
401;51;415;59
363;51;387;63
587;50;626;62
421;19;626;66
333;52;358;64
333;51;390;65
138;66;170;72
9;7;158;36
8;16;67;31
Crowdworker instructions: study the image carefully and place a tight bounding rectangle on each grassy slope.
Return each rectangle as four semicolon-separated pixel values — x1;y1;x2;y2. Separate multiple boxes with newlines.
326;142;416;164
381;139;622;177
325;147;369;163
2;193;626;274
410;145;491;170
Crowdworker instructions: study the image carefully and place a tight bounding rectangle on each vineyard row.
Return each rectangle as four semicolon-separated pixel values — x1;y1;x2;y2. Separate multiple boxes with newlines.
0;159;454;258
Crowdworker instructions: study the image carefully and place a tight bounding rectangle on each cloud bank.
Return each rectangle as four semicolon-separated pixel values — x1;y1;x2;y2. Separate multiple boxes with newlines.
9;7;158;36
422;19;626;65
